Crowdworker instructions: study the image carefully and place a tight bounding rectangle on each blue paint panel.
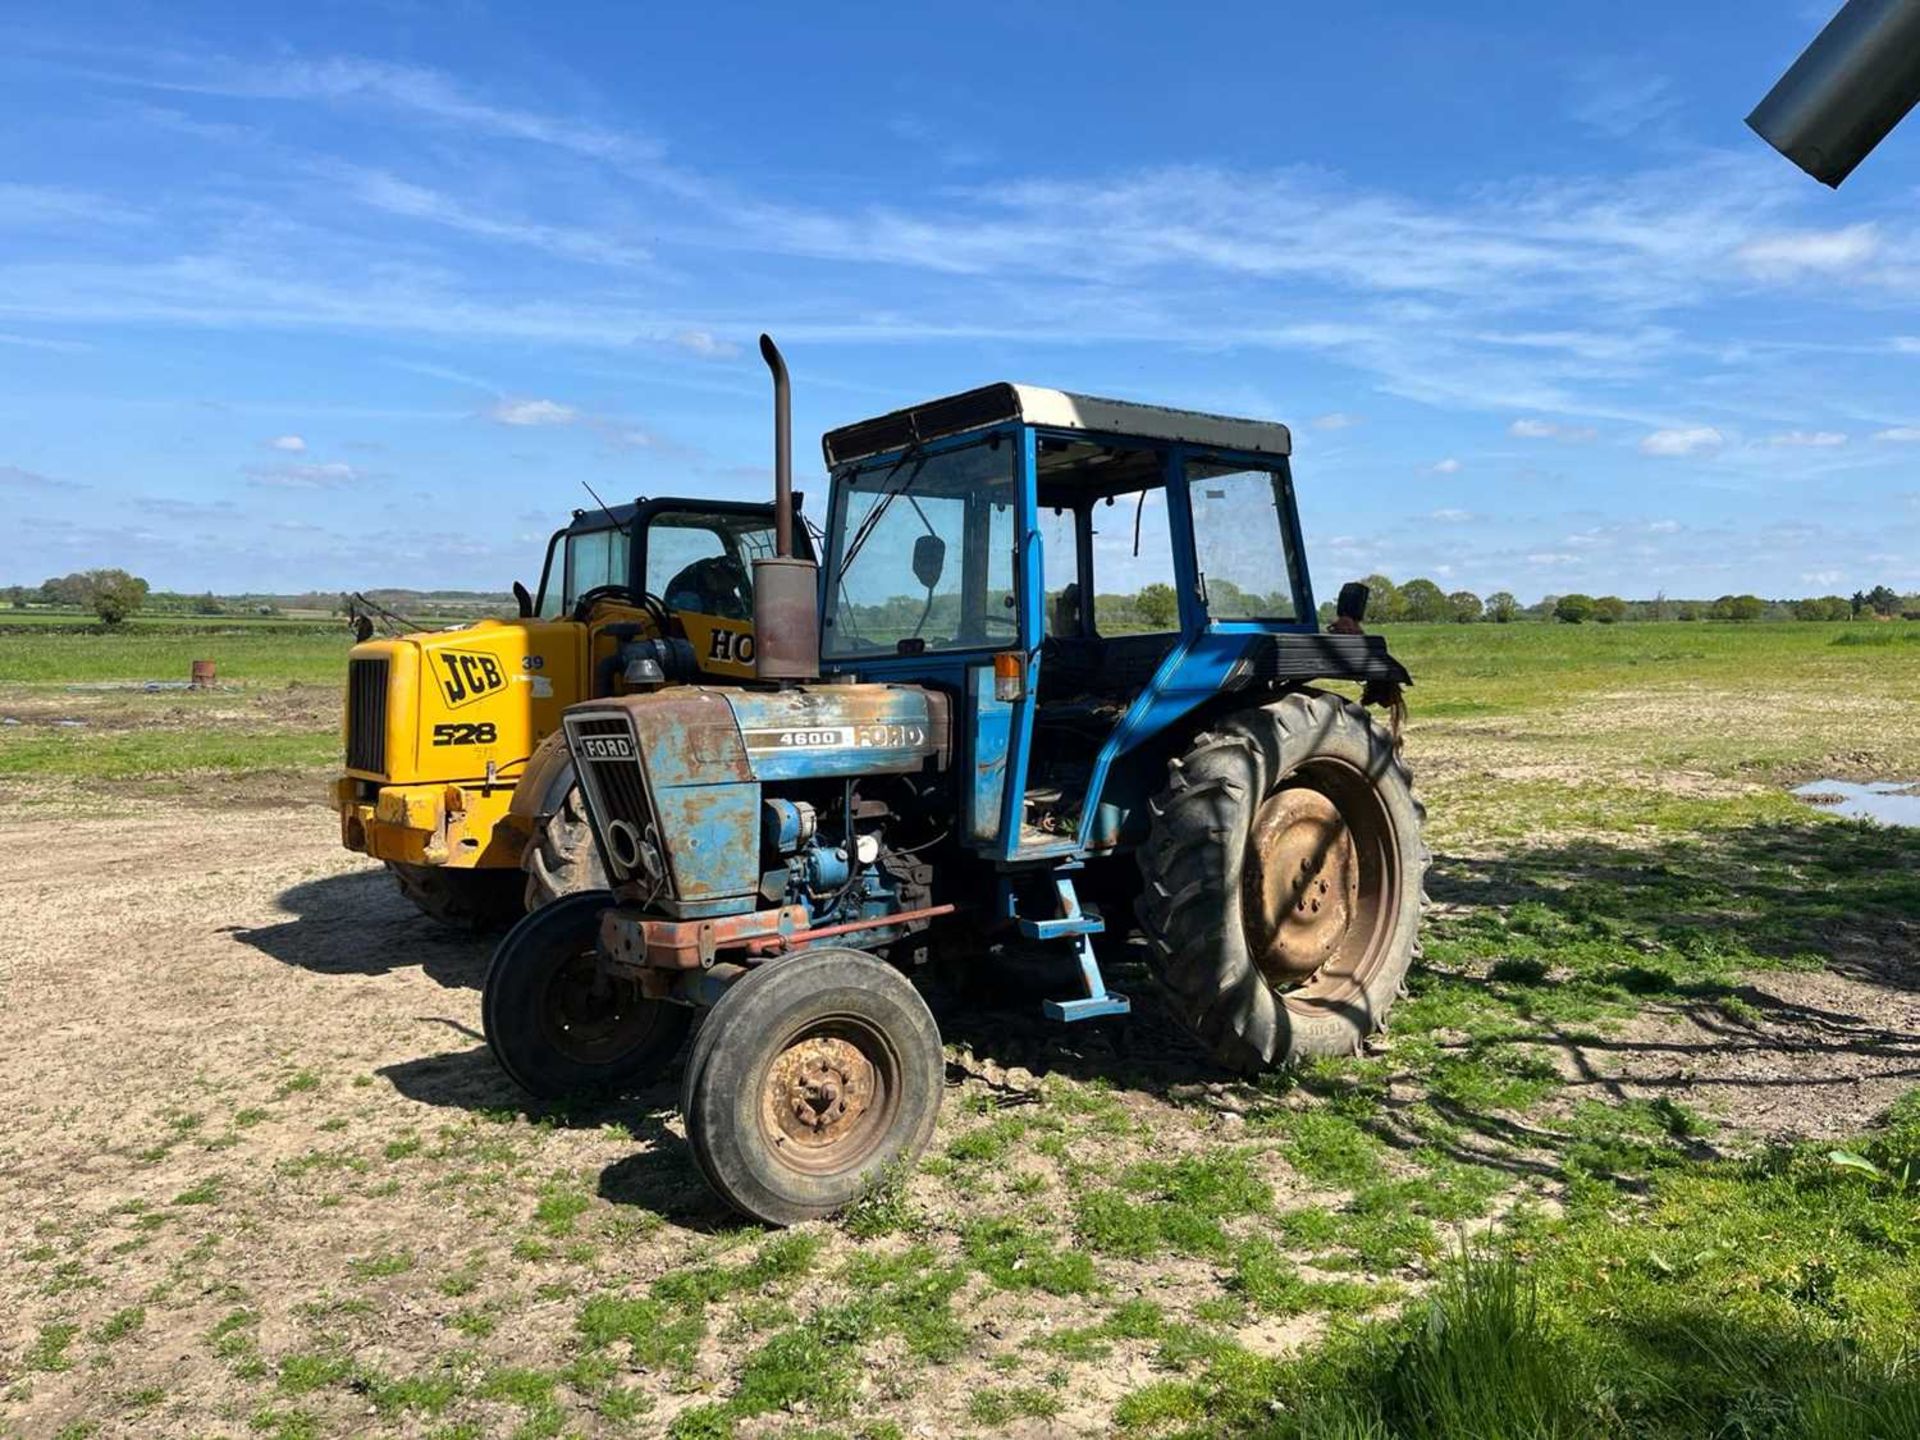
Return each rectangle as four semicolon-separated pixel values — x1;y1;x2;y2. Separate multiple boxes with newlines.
965;665;1013;845
650;781;762;907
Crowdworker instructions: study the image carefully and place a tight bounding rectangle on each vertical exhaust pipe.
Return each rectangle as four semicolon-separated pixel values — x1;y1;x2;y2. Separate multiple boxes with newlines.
761;333;795;558
752;334;820;683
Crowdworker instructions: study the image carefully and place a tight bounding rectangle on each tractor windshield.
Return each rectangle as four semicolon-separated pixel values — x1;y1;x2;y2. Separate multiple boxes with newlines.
824;436;1018;657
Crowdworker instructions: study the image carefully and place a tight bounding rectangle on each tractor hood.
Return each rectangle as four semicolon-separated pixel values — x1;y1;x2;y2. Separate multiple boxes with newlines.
562;684;951;916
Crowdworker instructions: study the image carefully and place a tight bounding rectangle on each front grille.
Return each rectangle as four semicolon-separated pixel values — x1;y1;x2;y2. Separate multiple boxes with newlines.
565;712;655;885
346;658;389;774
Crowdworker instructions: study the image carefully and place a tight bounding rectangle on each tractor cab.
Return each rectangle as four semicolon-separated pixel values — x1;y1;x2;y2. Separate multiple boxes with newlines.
818;386;1403;866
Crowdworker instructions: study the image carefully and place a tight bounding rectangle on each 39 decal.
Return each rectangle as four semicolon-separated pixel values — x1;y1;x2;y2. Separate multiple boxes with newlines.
431;722;498;747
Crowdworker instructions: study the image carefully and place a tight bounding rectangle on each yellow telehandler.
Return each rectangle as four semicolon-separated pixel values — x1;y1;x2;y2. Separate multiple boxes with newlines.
332;496;807;927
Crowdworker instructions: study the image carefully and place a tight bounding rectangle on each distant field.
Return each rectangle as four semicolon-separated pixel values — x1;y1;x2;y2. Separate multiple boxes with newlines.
0;623;355;686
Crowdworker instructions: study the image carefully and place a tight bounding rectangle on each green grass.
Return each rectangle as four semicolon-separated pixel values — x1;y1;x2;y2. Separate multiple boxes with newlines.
0;624;352;684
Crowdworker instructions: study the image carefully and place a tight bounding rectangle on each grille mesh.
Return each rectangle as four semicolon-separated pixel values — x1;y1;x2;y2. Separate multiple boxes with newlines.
345;658;388;774
566;713;654;884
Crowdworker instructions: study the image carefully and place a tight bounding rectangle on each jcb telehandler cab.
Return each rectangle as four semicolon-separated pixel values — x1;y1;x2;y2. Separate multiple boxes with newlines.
484;338;1422;1224
333;497;810;928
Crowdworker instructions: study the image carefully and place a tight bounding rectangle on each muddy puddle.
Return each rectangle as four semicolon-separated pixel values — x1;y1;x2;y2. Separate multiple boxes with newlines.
1792;779;1920;827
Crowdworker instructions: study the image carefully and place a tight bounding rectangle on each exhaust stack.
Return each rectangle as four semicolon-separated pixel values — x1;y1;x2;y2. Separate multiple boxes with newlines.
1747;0;1920;187
752;334;820;683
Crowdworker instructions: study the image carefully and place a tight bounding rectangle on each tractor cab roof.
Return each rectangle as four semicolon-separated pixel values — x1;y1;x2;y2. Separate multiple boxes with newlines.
822;383;1293;469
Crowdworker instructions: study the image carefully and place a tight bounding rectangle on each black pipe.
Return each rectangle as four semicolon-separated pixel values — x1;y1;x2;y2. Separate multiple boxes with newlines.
1748;0;1920;187
760;334;793;558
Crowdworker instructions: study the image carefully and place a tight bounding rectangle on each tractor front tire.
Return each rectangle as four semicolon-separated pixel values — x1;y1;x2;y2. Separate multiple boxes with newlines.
387;861;522;933
1137;690;1425;1072
483;891;692;1099
521;781;607;912
681;949;944;1226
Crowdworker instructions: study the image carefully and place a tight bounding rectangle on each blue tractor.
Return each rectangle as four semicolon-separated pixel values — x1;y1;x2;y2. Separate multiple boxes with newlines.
483;338;1423;1224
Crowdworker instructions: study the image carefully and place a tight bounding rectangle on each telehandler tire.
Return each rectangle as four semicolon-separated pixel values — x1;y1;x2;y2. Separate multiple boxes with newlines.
681;949;944;1226
521;781;607;912
387;861;522;933
483;891;692;1099
1136;690;1425;1073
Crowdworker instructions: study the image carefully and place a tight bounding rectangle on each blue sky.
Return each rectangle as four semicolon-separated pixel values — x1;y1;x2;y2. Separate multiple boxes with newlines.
1;1;1916;600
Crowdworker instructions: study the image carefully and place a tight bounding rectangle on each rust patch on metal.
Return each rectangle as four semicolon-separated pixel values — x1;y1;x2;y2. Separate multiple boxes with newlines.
1244;785;1358;984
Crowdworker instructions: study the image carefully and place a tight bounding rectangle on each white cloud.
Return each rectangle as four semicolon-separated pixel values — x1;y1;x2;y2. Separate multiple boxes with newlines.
1639;425;1723;456
1310;412;1359;430
1736;224;1879;279
1873;427;1920;442
1802;570;1843;587
1508;418;1597;441
486;397;578;427
267;434;307;452
1430;508;1474;522
0;463;81;491
1526;552;1580;566
673;329;740;359
1430;458;1461;474
1647;519;1681;533
243;460;363;488
1766;430;1846;447
1892;337;1920;355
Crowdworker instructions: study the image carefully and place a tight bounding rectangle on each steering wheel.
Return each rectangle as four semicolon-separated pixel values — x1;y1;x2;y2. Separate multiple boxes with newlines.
572;585;670;632
663;556;753;620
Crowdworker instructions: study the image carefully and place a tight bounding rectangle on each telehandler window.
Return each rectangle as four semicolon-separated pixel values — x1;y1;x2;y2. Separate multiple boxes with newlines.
564;526;629;609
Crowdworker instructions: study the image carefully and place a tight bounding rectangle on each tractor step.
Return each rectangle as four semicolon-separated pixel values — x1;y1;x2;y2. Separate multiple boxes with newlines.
1002;874;1129;1024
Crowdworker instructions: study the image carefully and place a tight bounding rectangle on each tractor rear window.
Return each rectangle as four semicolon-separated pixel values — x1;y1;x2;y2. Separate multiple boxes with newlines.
1186;460;1300;621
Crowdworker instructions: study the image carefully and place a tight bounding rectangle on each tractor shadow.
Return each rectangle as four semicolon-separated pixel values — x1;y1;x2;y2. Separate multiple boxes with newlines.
1286;814;1920;1187
378;1041;737;1229
224;869;496;990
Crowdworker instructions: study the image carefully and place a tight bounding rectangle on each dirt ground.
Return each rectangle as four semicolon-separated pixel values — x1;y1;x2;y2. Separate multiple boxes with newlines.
0;722;1915;1437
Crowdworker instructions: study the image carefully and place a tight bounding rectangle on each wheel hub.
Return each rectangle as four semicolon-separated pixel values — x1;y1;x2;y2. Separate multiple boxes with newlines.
542;951;651;1062
1244;785;1360;985
766;1036;876;1151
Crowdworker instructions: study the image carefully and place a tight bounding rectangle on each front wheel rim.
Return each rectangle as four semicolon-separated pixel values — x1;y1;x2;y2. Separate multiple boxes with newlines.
756;1017;900;1178
537;949;658;1066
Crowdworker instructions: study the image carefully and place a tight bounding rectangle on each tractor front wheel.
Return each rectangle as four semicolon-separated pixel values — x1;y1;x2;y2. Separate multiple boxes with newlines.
681;949;944;1226
483;891;691;1099
1137;690;1425;1072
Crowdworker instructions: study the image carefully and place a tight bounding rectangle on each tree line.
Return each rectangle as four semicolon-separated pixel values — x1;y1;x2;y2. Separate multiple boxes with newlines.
1320;575;1916;625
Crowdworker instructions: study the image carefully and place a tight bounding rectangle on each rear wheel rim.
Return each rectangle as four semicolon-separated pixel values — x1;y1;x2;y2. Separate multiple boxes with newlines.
756;1017;899;1179
1242;759;1401;1005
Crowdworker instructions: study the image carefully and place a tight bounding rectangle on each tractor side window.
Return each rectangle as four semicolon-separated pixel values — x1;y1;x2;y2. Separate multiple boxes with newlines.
565;527;630;610
1038;506;1083;638
1186;460;1300;621
1091;485;1180;635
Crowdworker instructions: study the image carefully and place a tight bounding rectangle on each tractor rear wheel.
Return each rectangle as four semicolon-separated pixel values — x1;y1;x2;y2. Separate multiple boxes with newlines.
483;891;691;1099
681;949;944;1226
521;781;607;912
1136;690;1425;1072
387;861;522;932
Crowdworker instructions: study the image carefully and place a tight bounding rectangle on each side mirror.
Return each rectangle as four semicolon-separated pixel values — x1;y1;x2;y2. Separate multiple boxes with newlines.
911;534;947;591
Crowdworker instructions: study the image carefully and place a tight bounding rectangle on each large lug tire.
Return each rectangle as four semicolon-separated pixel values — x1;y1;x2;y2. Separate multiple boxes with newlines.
681;949;944;1227
1136;690;1426;1073
386;861;523;933
482;891;692;1099
521;780;607;912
